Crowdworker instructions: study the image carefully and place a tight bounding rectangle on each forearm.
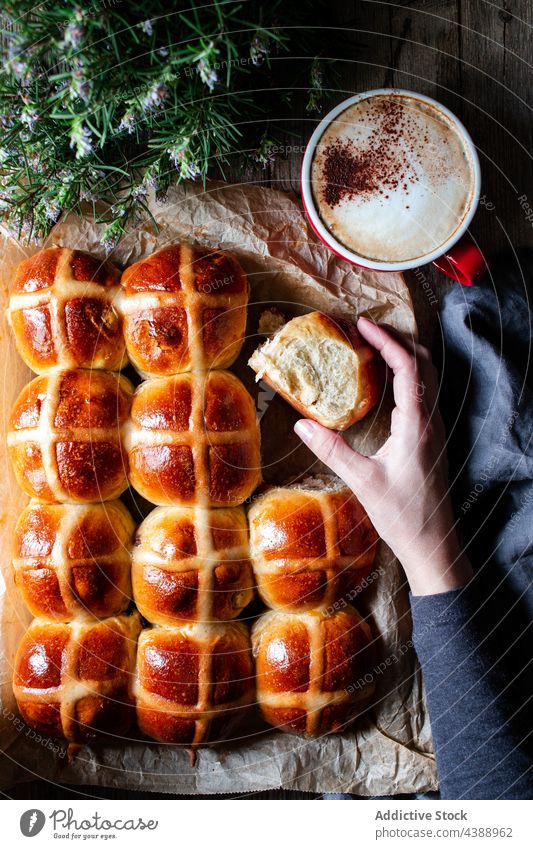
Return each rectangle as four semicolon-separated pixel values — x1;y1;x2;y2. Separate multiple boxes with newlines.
389;504;474;596
411;579;533;799
399;535;474;596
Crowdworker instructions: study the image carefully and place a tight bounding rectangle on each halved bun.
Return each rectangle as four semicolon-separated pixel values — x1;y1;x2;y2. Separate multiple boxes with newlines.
248;311;383;430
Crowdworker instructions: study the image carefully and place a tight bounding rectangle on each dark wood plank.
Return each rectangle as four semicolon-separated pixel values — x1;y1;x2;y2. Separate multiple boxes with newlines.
459;0;533;256
270;1;395;192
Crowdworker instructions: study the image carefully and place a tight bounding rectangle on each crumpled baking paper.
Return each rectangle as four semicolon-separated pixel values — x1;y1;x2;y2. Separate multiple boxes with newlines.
0;181;436;795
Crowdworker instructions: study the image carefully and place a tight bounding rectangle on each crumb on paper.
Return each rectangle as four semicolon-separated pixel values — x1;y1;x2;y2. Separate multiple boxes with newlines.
257;307;286;335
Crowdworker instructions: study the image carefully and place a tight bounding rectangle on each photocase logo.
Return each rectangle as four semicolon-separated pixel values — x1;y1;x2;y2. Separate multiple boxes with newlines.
20;809;46;837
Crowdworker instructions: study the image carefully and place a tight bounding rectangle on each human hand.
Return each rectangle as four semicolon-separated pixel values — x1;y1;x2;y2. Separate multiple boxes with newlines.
294;316;473;596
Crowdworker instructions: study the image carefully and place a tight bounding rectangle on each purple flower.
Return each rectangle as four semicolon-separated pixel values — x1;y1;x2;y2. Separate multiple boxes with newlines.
250;35;269;66
131;185;148;200
197;59;218;91
20;110;39;132
64;22;86;50
71;71;90;101
70;123;93;159
119;112;136;134
8;57;28;81
142;82;168;111
43;200;61;223
169;145;201;180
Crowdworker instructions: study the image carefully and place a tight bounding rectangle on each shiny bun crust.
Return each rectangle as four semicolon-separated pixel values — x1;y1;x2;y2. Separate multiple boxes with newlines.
120;244;248;377
132;505;254;625
13;614;141;742
125;371;261;507
8;246;126;373
8;369;133;503
13;500;135;621
248;311;383;430
248;483;378;611
252;607;375;736
135;621;255;746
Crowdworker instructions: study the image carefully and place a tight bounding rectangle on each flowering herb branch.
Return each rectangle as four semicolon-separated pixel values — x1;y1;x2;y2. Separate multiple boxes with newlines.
0;1;332;246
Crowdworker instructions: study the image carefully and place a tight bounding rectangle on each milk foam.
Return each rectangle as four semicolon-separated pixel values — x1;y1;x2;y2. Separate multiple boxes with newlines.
311;95;476;263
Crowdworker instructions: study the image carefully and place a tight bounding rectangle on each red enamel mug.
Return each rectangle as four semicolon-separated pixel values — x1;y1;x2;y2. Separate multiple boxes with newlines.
301;89;487;286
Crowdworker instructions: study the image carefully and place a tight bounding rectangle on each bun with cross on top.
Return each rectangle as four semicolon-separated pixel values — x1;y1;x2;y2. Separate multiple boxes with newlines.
7;246;126;373
248;476;378;612
119;244;248;377
124;370;261;507
7;369;132;503
13;613;141;743
132;505;254;625
135;620;255;746
13;500;135;621
252;606;375;736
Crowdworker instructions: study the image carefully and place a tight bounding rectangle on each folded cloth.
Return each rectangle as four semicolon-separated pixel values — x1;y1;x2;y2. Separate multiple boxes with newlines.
440;253;533;665
440;250;533;618
416;252;533;798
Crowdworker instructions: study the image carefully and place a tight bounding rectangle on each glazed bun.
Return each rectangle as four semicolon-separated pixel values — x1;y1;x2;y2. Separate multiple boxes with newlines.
248;477;378;611
13;500;134;621
248;311;383;430
135;621;255;746
132;506;254;625
120;244;248;377
8;369;132;503
252;606;375;736
125;371;261;507
13;613;141;742
7;246;126;373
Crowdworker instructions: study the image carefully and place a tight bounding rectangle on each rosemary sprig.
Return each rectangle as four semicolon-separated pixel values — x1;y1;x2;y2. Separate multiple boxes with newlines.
0;1;333;246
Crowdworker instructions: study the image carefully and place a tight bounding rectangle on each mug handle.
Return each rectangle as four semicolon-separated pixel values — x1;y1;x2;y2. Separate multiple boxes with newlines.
432;235;487;286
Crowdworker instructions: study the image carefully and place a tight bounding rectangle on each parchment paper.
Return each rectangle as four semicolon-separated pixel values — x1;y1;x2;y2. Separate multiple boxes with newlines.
0;181;437;795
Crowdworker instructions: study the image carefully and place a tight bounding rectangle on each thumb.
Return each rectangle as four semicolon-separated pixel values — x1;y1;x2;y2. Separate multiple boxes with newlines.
294;419;375;496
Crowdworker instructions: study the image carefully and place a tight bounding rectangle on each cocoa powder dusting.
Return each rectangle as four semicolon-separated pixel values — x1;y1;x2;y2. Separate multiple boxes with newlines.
321;98;423;208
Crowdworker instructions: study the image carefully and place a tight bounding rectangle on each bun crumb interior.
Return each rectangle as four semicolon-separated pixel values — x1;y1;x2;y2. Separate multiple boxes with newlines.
249;311;382;430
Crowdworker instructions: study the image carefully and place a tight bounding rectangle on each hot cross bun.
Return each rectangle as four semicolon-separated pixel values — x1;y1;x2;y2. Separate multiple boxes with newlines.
119;244;248;377
248;478;378;611
252;606;375;736
13;500;134;621
13;613;141;742
7;246;126;373
132;505;254;625
135;621;255;746
124;371;261;507
7;369;133;503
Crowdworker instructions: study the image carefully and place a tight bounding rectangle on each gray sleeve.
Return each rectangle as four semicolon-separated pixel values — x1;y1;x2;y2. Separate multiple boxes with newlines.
410;581;533;799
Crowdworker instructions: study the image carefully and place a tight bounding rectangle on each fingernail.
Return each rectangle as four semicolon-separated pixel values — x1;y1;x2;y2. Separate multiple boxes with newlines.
294;419;316;442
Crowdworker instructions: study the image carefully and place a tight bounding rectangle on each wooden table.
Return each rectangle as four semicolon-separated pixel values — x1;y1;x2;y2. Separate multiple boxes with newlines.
4;0;532;800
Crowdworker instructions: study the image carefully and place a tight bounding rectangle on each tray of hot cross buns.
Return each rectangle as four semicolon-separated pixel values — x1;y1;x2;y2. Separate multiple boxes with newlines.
0;181;436;797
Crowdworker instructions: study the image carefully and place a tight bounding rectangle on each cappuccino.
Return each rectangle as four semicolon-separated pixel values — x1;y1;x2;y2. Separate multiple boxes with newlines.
310;93;476;263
